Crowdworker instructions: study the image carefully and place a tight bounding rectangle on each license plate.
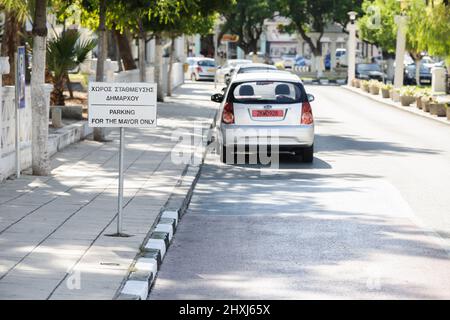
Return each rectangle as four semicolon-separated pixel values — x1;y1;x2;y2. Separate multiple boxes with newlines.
421;79;431;83
252;110;284;117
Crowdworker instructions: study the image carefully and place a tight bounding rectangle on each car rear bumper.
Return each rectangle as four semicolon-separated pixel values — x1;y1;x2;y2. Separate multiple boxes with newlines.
198;73;215;78
219;124;314;147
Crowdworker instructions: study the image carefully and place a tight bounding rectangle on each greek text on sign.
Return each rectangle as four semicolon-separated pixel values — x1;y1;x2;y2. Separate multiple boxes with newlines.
88;82;157;127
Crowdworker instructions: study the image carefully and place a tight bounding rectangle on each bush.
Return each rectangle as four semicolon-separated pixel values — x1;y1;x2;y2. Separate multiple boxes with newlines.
400;86;416;97
368;79;381;87
381;83;393;90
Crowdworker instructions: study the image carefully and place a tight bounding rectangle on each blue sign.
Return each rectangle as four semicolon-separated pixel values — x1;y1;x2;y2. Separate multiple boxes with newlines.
17;46;26;109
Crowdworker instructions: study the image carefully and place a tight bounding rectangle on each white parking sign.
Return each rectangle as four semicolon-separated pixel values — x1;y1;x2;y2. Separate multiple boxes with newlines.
88;82;157;127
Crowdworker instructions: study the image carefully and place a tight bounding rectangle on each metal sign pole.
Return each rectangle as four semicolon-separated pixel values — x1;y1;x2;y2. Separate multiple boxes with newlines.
117;127;125;235
89;82;157;238
14;51;20;179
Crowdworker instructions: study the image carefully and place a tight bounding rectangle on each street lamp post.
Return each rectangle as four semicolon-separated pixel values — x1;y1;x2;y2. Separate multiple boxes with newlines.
393;0;409;101
347;11;357;86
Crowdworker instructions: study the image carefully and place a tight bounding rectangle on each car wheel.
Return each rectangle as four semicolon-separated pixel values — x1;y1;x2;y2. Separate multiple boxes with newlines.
220;145;235;164
298;145;314;163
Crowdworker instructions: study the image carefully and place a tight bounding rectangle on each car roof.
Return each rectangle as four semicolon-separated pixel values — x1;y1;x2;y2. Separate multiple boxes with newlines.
238;63;276;69
227;59;252;63
233;71;302;84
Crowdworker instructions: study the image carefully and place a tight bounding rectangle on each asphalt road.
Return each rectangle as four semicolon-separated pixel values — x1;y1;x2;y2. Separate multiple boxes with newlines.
149;84;450;299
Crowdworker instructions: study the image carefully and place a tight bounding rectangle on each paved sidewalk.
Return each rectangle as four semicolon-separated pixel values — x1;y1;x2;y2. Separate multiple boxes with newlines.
0;81;217;299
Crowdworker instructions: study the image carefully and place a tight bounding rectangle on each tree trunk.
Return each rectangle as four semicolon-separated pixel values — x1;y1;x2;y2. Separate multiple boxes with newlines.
297;26;323;77
386;58;395;83
114;29;137;70
409;51;422;85
1;10;21;85
248;39;258;55
51;76;65;106
93;0;107;142
138;19;146;82
31;0;50;176
167;37;175;97
65;72;74;98
154;34;164;102
414;59;421;85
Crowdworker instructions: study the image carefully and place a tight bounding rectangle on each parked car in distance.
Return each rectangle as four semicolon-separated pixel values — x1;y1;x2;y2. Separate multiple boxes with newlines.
355;63;386;81
294;56;311;67
216;59;252;84
210;72;315;163
337;49;364;66
404;63;432;85
280;54;297;69
228;63;278;83
187;58;216;81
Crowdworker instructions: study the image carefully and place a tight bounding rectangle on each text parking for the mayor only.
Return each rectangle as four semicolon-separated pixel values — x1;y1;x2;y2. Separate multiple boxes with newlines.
89;83;157;127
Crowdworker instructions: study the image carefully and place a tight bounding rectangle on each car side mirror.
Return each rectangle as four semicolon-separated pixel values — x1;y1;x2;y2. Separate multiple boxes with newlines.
211;93;224;103
307;93;315;102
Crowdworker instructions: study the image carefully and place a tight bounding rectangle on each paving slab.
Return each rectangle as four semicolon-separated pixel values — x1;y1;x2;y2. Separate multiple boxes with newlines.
0;81;217;299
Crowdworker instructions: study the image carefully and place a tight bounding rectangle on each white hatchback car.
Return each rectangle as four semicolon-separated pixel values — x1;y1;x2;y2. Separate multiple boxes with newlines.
211;72;315;163
187;58;216;81
216;59;253;84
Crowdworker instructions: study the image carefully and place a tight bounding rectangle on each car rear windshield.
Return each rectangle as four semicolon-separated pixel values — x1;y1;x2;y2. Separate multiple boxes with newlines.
231;81;306;104
357;64;381;72
230;61;252;67
198;60;216;67
238;67;276;74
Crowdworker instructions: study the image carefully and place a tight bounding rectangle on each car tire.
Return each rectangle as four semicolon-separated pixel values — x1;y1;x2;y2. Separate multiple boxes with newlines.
220;145;235;164
299;145;314;163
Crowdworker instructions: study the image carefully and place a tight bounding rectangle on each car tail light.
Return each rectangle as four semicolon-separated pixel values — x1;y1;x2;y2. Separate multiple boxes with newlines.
222;102;234;124
196;66;203;73
301;101;313;125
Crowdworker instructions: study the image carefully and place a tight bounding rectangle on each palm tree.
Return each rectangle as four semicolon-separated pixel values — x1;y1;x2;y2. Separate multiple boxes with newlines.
0;0;29;85
47;30;96;105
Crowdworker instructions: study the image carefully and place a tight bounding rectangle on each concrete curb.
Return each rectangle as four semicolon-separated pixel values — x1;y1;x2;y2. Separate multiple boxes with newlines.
48;121;93;158
115;121;211;300
116;212;181;299
342;85;450;127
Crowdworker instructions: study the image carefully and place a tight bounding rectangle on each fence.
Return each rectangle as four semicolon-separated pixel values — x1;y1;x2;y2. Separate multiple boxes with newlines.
0;86;32;181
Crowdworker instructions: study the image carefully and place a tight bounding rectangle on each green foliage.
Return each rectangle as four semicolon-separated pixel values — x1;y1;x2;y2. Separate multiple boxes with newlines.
220;0;275;54
405;0;427;56
421;2;450;65
47;30;96;80
368;79;381;87
0;0;30;22
276;0;363;55
381;83;392;90
359;0;450;65
358;0;400;55
51;0;230;38
47;30;96;105
400;85;416;96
